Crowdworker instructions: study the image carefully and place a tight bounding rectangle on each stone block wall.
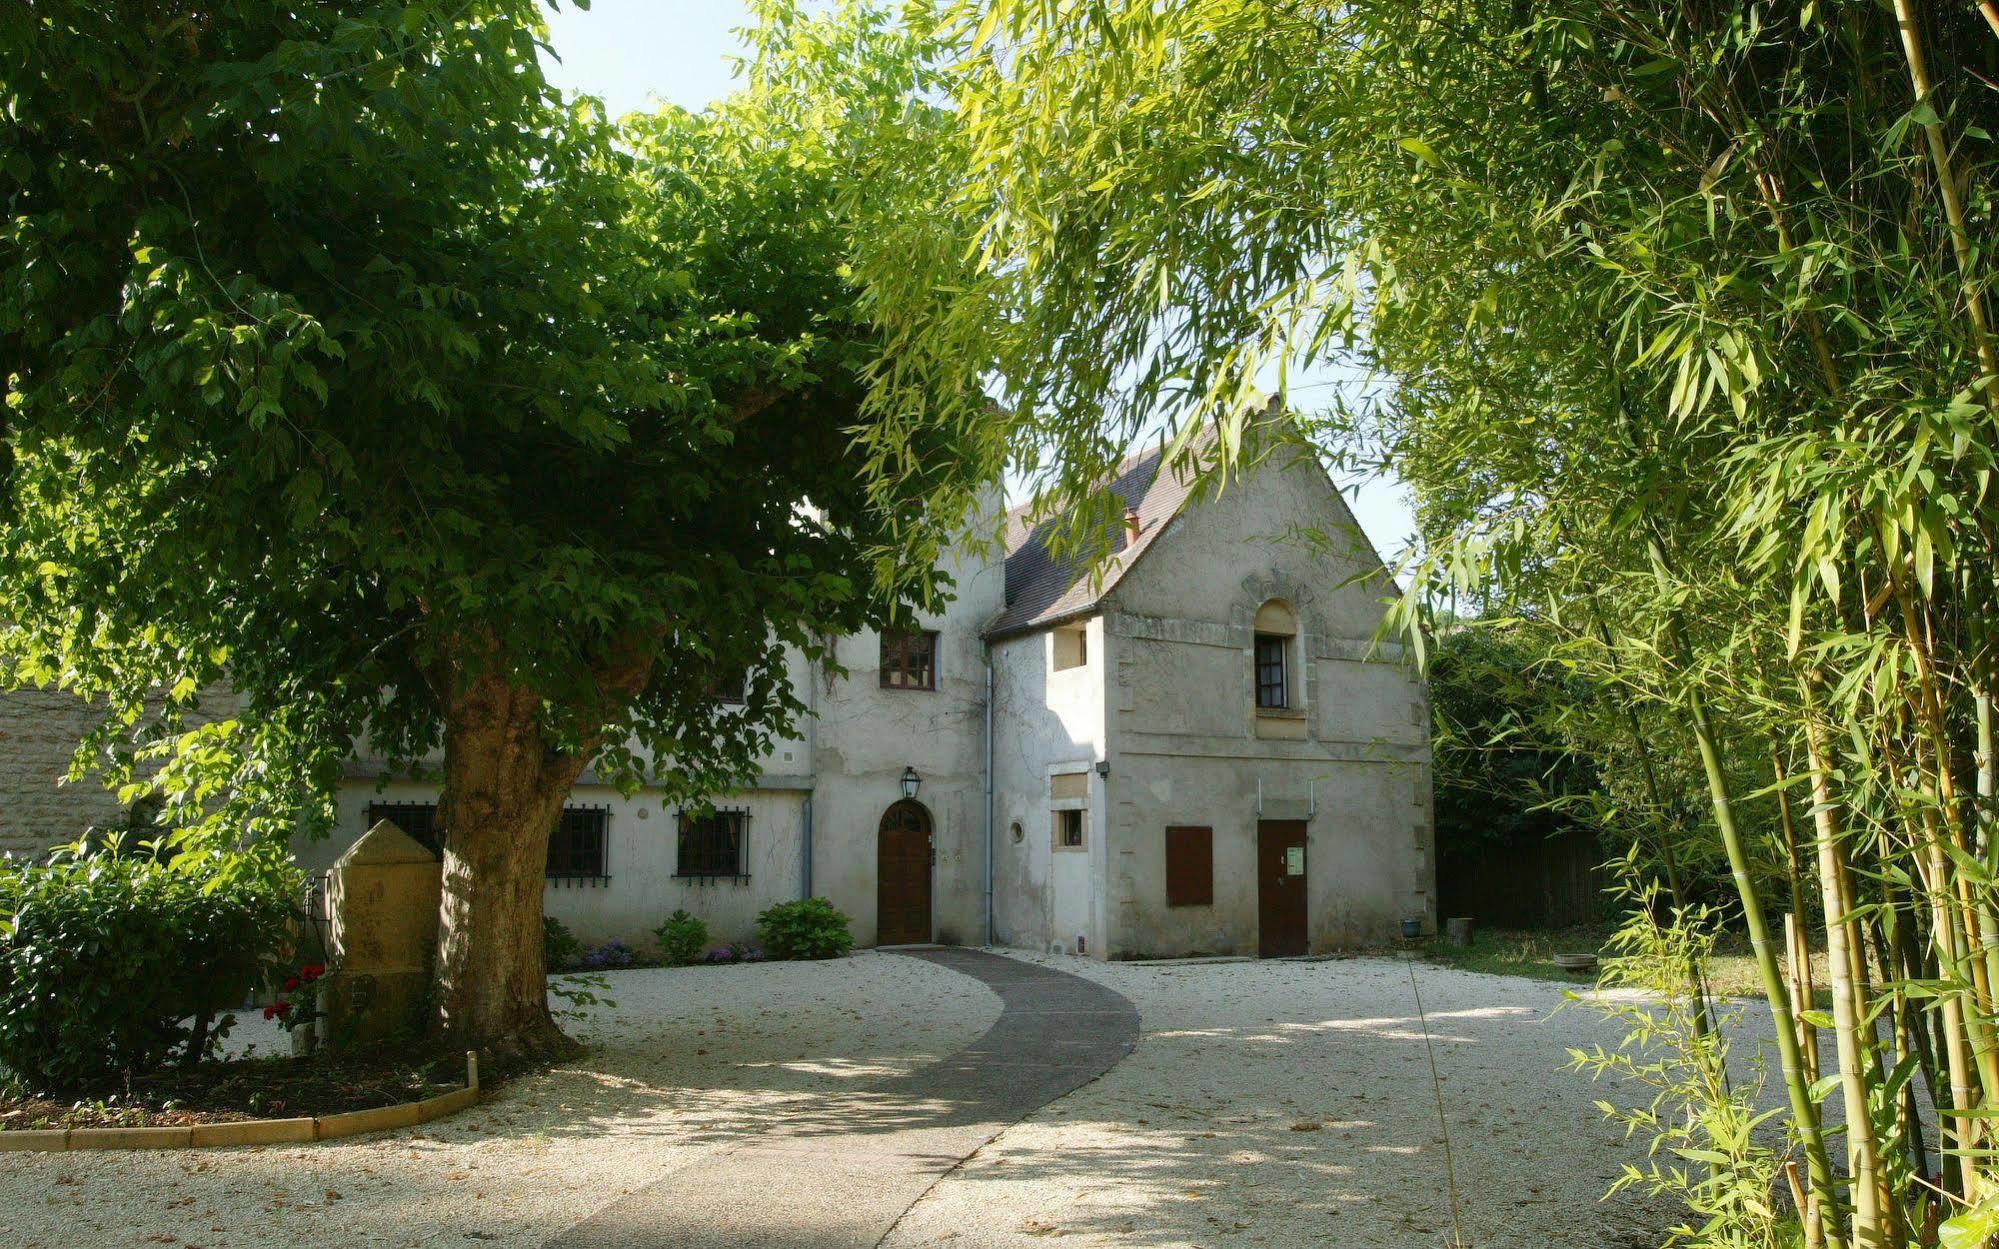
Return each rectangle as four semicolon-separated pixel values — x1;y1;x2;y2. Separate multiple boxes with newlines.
0;690;126;857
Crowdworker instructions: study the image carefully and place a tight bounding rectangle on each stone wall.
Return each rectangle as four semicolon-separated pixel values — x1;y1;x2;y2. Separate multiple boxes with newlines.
0;690;127;857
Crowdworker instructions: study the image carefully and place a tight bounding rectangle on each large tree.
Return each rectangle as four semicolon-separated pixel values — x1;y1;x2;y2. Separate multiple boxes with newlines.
0;1;979;1055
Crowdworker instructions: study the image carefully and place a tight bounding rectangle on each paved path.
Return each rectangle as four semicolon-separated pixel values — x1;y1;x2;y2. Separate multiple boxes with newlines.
549;948;1139;1249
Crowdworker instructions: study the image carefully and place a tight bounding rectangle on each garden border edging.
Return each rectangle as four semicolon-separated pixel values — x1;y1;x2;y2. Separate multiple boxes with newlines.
0;1052;478;1152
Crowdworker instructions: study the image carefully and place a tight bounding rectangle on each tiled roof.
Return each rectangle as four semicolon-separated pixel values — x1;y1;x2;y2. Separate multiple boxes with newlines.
987;436;1206;640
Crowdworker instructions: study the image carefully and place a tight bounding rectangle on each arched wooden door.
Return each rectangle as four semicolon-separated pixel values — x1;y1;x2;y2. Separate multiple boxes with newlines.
877;800;933;945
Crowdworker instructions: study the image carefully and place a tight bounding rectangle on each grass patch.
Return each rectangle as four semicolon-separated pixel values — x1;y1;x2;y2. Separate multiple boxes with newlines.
1418;922;1831;1003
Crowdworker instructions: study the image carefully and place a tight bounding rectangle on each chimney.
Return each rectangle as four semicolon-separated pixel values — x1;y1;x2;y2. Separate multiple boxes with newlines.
1123;507;1142;548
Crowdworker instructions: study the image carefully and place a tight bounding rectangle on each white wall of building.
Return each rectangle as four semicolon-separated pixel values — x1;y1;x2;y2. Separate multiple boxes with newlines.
1096;451;1433;956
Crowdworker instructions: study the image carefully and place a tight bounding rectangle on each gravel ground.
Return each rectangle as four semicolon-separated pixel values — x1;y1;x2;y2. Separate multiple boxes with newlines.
4;949;1820;1249
884;953;1689;1249
0;952;1000;1249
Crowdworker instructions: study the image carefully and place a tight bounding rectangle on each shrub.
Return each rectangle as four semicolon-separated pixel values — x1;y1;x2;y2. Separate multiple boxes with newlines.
653;910;708;966
0;847;296;1092
581;939;635;970
543;916;582;972
756;897;853;961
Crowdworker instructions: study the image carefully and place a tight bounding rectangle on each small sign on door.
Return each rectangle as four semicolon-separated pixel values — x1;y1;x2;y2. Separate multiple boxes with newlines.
1285;846;1305;876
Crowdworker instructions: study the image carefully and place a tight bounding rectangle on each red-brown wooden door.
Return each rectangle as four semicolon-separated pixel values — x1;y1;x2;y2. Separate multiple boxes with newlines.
877;800;933;945
1257;820;1309;957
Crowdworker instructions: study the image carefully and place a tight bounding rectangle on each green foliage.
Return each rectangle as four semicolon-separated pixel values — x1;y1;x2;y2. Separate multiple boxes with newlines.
547;972;615;1026
1429;626;1598;851
781;1;1999;1234
0;0;983;841
0;846;297;1092
1568;896;1786;1249
756;897;854;961
542;916;582;974
653;909;709;967
0;0;988;1043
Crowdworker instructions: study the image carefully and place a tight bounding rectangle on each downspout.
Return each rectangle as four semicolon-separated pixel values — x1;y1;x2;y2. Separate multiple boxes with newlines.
984;644;996;948
801;641;819;900
801;794;813;901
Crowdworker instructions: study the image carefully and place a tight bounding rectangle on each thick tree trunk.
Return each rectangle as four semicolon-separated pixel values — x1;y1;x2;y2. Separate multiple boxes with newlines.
431;668;592;1059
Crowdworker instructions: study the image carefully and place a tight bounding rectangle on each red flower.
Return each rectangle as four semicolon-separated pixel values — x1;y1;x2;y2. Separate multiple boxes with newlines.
262;1004;280;1020
283;976;301;991
301;964;324;982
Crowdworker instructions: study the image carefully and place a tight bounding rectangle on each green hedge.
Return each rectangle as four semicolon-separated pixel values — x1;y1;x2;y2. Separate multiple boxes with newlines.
0;846;296;1092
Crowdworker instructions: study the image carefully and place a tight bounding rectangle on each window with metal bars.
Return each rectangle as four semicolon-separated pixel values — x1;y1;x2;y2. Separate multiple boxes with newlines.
361;802;609;883
879;629;938;690
365;802;444;855
547;807;610;883
1254;633;1290;709
676;809;748;881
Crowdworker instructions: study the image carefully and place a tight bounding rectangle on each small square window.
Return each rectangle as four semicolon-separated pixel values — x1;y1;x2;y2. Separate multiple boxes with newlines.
880;630;939;690
1054;808;1086;850
1052;624;1088;672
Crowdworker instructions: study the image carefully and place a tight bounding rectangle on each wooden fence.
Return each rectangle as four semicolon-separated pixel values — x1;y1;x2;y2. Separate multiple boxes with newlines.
1436;825;1609;929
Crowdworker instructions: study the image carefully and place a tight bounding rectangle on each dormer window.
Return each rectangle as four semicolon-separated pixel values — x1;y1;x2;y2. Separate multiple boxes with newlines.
1253;601;1297;711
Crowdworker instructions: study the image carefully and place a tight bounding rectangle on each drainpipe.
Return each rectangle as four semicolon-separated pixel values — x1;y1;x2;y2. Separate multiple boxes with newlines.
801;642;819;900
984;645;996;948
801;794;813;901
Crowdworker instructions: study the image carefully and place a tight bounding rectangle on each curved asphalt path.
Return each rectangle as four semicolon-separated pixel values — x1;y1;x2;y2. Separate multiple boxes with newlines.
549;948;1139;1248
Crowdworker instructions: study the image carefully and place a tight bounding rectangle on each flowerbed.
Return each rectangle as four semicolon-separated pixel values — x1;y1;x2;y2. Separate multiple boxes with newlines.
0;1043;472;1131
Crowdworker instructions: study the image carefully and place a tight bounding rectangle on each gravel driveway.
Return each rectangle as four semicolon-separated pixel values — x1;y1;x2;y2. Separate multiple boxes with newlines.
886;953;1682;1249
0;952;1000;1249
1;951;1700;1249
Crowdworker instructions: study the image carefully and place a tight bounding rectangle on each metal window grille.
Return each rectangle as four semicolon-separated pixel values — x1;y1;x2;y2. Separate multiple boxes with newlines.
677;809;749;881
364;801;610;885
1254;634;1289;709
879;630;938;690
365;802;443;855
547;806;611;885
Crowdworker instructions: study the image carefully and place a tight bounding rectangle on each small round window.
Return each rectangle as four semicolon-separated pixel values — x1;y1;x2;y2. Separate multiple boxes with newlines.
1010;821;1025;845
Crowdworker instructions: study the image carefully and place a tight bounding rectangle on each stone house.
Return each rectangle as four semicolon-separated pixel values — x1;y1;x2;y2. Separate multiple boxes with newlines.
0;438;1433;959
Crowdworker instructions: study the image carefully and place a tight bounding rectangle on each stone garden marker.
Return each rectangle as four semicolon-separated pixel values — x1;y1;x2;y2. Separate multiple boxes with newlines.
324;820;441;1047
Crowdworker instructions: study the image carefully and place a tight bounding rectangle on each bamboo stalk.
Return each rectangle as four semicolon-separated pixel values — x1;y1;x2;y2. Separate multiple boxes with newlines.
1804;711;1887;1246
1686;682;1846;1242
1644;532;1845;1240
1892;0;1999;421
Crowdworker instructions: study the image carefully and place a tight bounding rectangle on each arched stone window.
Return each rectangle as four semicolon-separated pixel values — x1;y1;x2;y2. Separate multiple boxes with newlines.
1253;600;1297;710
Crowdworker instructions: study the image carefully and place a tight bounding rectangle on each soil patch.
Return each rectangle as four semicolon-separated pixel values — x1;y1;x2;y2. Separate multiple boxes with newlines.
0;1041;500;1130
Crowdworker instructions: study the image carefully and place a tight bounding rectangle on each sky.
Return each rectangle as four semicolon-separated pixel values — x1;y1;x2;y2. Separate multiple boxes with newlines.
537;0;1419;561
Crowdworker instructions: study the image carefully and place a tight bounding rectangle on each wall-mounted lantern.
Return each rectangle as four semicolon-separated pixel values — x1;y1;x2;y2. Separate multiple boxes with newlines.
900;766;922;801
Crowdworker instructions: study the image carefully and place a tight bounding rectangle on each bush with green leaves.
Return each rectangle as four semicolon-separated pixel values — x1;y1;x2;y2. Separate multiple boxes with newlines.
0;845;297;1092
756;898;854;961
653;910;709;967
542;916;583;973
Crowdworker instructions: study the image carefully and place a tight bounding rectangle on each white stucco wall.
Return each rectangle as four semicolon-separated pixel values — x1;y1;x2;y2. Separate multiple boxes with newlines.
988;616;1109;955
806;502;1007;947
1095;450;1434;956
303;777;810;952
